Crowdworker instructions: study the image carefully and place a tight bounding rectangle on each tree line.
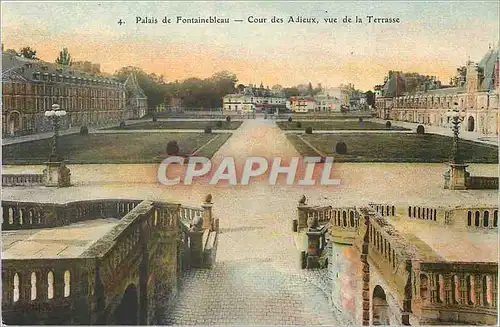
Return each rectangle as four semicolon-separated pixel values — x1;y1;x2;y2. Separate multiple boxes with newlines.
4;45;375;109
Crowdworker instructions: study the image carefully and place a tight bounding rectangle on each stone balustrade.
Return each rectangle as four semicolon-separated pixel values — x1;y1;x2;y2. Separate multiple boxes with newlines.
467;176;499;190
450;207;498;230
2;199;143;230
2;174;44;186
370;203;396;217
2;196;219;325
414;262;498;325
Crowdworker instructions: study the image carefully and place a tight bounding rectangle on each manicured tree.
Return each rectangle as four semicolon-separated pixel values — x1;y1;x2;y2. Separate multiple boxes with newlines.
358;117;363;123
216;120;223;128
305;126;313;134
416;125;425;135
335;141;347;154
204;126;212;134
166;140;180;155
119;121;126;128
296;121;302;128
226;116;231;122
385;121;392;128
288;117;293;122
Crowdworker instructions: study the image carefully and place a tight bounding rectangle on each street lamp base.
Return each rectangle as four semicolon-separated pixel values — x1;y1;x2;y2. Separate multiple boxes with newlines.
444;163;469;190
43;161;71;187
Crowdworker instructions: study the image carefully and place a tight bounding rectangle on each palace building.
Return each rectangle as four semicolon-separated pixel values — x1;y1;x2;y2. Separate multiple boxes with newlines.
223;83;286;113
375;46;499;135
1;53;147;137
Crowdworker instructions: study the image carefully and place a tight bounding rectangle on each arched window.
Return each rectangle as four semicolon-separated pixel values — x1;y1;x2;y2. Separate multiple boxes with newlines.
483;275;492;306
494;210;498;227
484;211;490;227
467;211;472;226
47;271;54;299
64;271;71;297
452;275;459;304
475;211;480;227
437;274;445;303
13;273;20;302
31;272;37;300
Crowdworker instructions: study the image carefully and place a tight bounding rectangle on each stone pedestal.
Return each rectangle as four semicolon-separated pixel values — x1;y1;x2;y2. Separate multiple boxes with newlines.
305;229;321;269
43;162;71;187
447;163;468;190
202;203;213;230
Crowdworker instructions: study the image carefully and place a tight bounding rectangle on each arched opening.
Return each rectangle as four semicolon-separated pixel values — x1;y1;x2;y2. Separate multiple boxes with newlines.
8;111;21;136
483;275;492;306
47;271;54;299
483;211;490;227
13;273;20;302
475;211;480;226
391;206;395;216
494;210;498;227
64;271;71;297
452;275;459;304
466;275;475;305
420;274;429;301
467;211;472;226
372;285;390;325
413;207;416;218
433;209;437;221
408;206;411;217
343;211;347;227
349;211;355;227
467;116;475;132
31;272;37;300
114;284;139;325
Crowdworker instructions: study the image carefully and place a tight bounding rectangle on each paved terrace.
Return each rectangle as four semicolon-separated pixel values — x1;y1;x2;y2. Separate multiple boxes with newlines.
386;214;498;263
2;218;119;259
2;118;498;325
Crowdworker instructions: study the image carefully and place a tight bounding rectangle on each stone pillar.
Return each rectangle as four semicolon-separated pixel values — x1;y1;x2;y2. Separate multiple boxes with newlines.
305;215;320;269
448;163;469;190
297;204;309;232
43;161;71;187
401;260;413;325
202;202;213;231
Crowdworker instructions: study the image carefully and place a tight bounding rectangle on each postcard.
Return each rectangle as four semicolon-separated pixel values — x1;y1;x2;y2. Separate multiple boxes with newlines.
1;1;499;325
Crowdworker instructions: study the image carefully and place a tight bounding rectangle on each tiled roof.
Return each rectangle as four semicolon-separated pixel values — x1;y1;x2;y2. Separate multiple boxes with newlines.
478;47;499;91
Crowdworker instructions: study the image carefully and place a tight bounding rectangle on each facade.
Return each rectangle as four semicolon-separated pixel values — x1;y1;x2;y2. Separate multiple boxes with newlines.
1;53;147;137
375;47;499;135
223;83;286;113
289;96;316;113
124;73;148;119
313;87;347;112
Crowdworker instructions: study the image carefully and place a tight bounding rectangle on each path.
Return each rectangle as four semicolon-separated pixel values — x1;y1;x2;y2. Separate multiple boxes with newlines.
162;118;342;325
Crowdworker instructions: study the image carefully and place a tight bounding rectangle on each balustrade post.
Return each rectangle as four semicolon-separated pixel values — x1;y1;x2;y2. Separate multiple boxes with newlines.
297;205;309;232
202;198;214;231
305;215;321;269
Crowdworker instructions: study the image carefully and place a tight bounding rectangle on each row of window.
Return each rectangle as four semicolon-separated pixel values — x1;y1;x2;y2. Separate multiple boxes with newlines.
374;205;396;217
12;271;71;303
330;210;358;228
467;210;498;228
4;82;124;98
32;71;120;87
420;273;496;307
3;96;125;112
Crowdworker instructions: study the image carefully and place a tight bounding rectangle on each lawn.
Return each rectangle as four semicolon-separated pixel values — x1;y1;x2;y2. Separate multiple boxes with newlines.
287;133;498;163
2;132;230;164
276;120;409;131
108;120;243;130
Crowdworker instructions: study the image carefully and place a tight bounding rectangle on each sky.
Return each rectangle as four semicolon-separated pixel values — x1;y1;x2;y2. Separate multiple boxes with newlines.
1;1;499;90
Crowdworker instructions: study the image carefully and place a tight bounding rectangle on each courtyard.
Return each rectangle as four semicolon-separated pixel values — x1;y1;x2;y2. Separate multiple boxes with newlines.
2;132;231;164
287;133;499;163
276;120;409;131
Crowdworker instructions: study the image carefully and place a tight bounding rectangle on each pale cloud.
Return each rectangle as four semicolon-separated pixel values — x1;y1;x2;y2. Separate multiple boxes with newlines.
2;1;498;90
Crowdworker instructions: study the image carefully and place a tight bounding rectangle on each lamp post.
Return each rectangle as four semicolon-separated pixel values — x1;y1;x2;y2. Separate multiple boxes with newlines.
43;104;71;187
45;104;67;162
444;102;468;190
